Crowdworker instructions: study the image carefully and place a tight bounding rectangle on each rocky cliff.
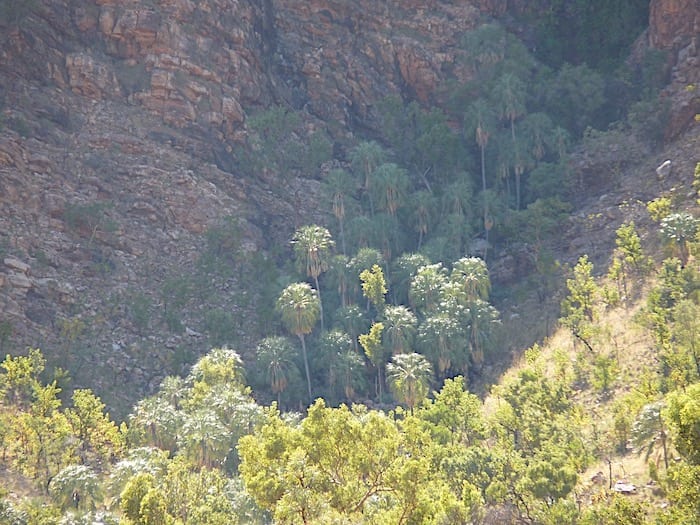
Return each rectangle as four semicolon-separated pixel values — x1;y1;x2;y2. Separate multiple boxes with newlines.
0;0;697;414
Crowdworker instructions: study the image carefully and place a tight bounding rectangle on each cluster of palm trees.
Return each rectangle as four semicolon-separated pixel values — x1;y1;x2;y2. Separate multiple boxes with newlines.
256;223;501;411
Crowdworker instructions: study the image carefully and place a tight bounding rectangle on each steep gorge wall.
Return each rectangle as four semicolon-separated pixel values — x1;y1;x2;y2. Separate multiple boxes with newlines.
0;0;697;410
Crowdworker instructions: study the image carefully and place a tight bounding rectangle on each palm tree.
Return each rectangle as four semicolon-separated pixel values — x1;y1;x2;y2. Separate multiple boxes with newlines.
324;168;357;255
346;214;376;250
464;99;497;238
451;257;491;301
386;353;433;414
521;112;554;164
660;212;698;266
382;305;418;355
390;252;431;306
129;396;181;452
292;225;335;330
179;408;229;468
494;72;526;209
333;304;370;353
417;314;468;379
327;254;352;307
276;283;321;403
256;336;299;405
373;212;402;261
631;402;669;471
318;330;363;402
410;190;437;250
158;376;188;409
348;247;384;301
550;126;570;162
333;349;366;402
374;162;409;217
466;299;500;366
48;464;101;511
350;140;386;216
409;263;448;316
462;23;507;73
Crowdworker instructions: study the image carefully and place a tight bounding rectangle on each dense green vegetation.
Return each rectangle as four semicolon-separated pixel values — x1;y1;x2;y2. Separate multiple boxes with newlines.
1;163;698;521
2;8;699;524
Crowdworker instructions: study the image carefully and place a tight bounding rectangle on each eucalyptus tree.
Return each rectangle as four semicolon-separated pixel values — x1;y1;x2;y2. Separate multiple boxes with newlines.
359;322;388;402
664;382;700;464
187;346;246;401
239;400;465;522
65;388;123;465
418;376;486;447
323;168;357;255
360;264;387;318
256;336;299;406
276;282;321;403
291;225;335;330
544;63;606;136
409;263;448;316
386;353;433;413
672;299;700;378
561;255;599;353
382;305;418;355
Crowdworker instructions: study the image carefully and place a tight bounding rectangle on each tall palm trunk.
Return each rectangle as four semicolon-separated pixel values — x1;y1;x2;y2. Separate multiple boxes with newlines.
298;333;312;403
314;275;324;331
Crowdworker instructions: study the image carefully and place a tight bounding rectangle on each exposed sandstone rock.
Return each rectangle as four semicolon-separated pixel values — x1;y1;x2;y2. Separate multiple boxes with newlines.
7;272;33;290
4;257;31;274
66;53;121;99
649;0;699;49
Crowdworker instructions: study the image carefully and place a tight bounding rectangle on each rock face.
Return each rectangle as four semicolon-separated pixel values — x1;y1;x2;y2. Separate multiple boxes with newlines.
648;0;699;49
648;0;700;139
0;0;488;413
0;0;697;413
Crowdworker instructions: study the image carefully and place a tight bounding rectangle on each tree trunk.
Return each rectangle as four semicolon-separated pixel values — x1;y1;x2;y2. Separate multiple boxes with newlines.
298;334;312;403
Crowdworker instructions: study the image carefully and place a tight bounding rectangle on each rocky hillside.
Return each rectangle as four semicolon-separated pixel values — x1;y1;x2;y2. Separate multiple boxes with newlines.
0;0;698;415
